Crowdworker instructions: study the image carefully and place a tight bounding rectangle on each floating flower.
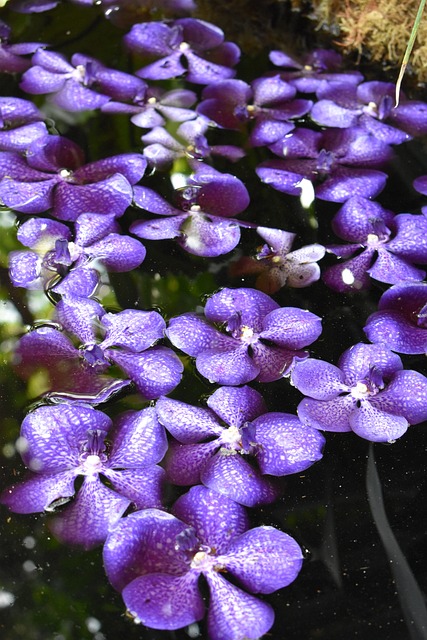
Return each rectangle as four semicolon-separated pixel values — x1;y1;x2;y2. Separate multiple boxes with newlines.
157;385;324;506
1;404;167;548
292;342;427;442
131;165;250;257
15;296;183;402
364;282;427;354
0;135;146;220
124;18;240;85
166;287;322;385
103;485;303;639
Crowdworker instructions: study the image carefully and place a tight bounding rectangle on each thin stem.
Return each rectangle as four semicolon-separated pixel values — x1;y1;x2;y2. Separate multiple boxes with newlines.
395;0;426;107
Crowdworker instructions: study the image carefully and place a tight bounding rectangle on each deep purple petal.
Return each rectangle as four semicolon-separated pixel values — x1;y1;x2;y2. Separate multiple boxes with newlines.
103;466;165;509
253;412;325;475
100;309;165;352
207;385;267;429
87;234;146;271
349;400;408;442
122;572;203;630
103;509;189;591
54;296;104;343
156;396;223;443
50;476;130;548
165;440;219;485
222;526;303;593
166;313;236;357
260;307;322;348
172;485;249;552
107;406;168;467
205;571;274;640
53;175;133;221
291;358;347;399
201;454;280;507
109;346;183;399
0;176;55;213
196;346;259;385
364;311;427;354
204;287;279;329
371;370;427;425
1;469;76;513
250;341;304;382
297;395;355;432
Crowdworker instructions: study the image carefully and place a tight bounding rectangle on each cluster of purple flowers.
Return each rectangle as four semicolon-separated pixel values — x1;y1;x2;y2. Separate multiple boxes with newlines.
2;1;427;638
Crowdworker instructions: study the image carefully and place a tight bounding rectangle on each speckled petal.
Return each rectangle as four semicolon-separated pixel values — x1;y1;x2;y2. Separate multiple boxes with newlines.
369;249;425;285
204;287;279;329
178;213;241;257
122;572;204;630
201;453;280;507
221;526;303;593
172;485;249;552
371;370;427;425
108;346;183;399
196;345;259;385
52;266;99;298
156;396;223;443
260;307;322;348
250;341;304;382
350;400;408;442
253;412;325;475
20;404;112;472
107;406;168;467
316;167;387;202
74;212;119;246
103;466;165;509
54;296;104;343
100;309;165;352
130;216;184;241
291;358;347;400
9;250;41;288
88;234;146;271
365;309;427;354
53;175;133;221
165;440;219;485
103;509;189;591
0;176;55;213
297;395;355;432
50;476;130;548
205;571;274;640
1;469;76;513
207;385;267;429
338;342;403;384
166;313;237;357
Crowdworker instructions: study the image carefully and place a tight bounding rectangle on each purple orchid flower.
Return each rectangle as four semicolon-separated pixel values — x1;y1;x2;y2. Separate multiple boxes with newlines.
124;18;240;85
8;213;146;296
197;76;312;146
131;165;251;257
269;47;364;93
0;135;146;220
166;287;322;385
101;86;197;129
322;197;427;292
291;342;427;442
0;19;45;73
231;226;325;293
141;118;245;170
20;50;149;111
157;385;325;506
364;282;427;354
257;126;391;202
0;97;48;152
14;296;183;402
103;485;303;639
310;81;427;141
1;404;167;548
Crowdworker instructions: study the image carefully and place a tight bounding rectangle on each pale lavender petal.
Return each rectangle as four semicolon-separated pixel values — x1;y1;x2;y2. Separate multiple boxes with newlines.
166;313;236;357
201;454;280;507
100;310;165;352
17;216;71;247
207;385;267;429
165;440;219;485
297;395;355;432
206;571;274;640
1;469;76;513
122;572;203;629
350;400;408;442
130;216;183;241
20;404;111;471
107;406;168;467
178;213;241;257
103;467;165;509
253;412;325;475
103;509;189;590
291;358;347;399
156;396;223;443
222;526;303;592
172;485;249;552
9;250;41;288
109;346;183;399
52;266;99;298
50;476;130;548
256;226;295;254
